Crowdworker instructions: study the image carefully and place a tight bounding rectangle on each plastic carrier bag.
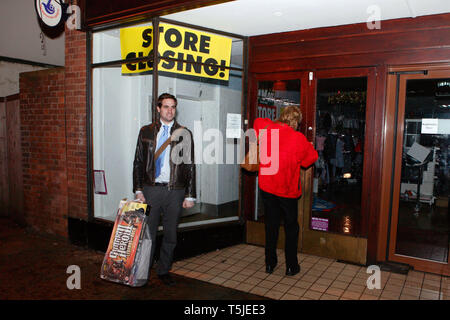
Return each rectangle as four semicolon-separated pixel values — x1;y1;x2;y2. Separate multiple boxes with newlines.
100;199;152;287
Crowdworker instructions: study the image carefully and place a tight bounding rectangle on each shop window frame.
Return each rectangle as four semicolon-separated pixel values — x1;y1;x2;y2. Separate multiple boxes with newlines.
86;16;248;226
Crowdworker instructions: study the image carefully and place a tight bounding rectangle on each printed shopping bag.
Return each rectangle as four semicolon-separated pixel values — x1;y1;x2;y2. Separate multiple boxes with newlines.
100;200;152;287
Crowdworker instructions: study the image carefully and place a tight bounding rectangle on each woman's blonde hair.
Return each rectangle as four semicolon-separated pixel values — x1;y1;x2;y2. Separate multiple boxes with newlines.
277;105;302;129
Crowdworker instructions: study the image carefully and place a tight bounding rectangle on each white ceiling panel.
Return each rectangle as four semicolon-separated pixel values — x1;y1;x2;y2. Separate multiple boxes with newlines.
163;0;450;36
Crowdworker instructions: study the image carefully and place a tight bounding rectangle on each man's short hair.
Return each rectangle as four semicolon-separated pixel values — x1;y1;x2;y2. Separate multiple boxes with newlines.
157;93;177;108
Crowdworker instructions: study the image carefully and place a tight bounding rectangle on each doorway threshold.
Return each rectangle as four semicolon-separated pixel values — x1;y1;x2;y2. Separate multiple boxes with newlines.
379;261;412;275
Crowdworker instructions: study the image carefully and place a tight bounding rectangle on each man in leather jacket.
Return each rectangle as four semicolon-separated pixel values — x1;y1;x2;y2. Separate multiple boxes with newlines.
133;93;196;286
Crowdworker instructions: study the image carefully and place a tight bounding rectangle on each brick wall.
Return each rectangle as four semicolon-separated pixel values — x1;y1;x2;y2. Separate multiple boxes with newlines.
18;24;89;237
65;27;88;221
20;68;69;237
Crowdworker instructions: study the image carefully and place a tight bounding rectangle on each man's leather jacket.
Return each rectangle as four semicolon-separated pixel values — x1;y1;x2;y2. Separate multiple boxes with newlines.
133;120;196;198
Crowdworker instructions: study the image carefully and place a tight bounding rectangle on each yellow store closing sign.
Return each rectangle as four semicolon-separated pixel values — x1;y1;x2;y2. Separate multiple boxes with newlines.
120;23;232;81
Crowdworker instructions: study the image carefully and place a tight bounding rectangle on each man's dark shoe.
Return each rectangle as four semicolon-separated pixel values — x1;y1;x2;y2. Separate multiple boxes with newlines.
265;265;276;274
158;273;176;286
286;264;301;276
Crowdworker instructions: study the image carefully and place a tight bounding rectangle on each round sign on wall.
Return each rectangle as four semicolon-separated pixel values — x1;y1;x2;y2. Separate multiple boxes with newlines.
35;0;63;28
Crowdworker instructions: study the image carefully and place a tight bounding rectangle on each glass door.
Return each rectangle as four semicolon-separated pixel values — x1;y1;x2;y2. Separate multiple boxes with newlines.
254;78;302;221
301;68;376;265
388;68;450;276
244;71;308;247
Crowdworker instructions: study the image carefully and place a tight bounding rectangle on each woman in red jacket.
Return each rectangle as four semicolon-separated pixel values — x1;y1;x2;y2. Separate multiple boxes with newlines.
254;106;318;276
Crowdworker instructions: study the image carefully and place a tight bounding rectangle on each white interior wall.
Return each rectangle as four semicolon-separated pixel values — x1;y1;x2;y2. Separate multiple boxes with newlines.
170;95;204;205
200;98;220;205
164;76;242;206
93;68;152;216
93;67;152;219
93;31;122;64
160;76;220;205
93;32;152;219
218;74;242;205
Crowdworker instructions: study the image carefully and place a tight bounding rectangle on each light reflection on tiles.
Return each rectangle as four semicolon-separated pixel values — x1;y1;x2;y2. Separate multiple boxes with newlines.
172;244;450;300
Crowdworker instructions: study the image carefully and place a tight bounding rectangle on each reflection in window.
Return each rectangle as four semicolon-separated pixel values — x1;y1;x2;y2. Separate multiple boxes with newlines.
257;80;300;121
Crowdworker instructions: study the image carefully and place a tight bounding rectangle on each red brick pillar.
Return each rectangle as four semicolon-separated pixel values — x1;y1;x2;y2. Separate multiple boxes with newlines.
65;26;89;221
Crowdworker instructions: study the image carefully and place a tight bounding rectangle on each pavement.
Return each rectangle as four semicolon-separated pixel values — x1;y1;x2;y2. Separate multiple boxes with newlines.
0;217;268;301
2;216;447;319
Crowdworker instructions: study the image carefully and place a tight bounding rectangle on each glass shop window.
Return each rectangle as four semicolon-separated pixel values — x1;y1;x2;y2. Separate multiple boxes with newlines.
91;21;245;228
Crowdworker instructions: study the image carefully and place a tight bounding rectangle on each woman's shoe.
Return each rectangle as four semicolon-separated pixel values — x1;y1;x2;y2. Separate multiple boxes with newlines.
265;265;276;274
285;264;301;276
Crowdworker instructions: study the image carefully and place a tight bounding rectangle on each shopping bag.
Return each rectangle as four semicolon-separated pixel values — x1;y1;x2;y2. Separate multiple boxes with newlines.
100;199;152;287
240;125;268;172
240;142;260;172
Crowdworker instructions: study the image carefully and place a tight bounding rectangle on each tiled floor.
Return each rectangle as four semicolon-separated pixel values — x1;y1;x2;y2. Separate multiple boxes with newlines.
172;244;450;300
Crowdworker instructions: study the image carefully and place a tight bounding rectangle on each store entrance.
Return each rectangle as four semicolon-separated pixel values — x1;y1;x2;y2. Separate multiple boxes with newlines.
300;68;377;265
387;66;450;276
245;71;309;250
245;68;376;265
